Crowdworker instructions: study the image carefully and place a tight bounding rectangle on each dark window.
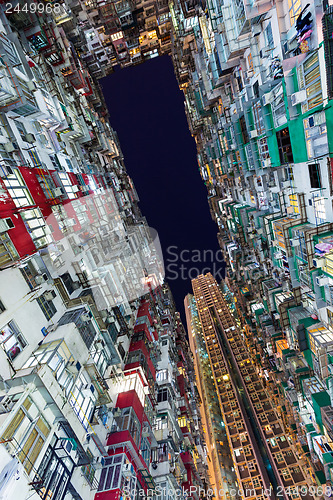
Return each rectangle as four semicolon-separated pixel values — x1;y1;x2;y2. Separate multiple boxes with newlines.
308;163;322;189
157;387;169;403
0;320;26;360
58;308;96;348
118;343;126;360
239;115;249;144
34;437;75;500
0;299;5;314
276;127;294;164
60;272;76;295
253;81;259;99
37;295;57;320
265;22;274;48
132;332;143;343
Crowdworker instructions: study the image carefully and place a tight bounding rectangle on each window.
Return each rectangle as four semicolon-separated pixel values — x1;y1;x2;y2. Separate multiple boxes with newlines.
178;416;187;428
247;53;253;71
37;294;57;320
27;149;42;168
60;272;76;295
156;369;168;382
0;233;18;267
288;0;301;26
1;397;50;474
0;35;24;70
58;172;77;199
34;436;75;499
276;127;294;164
58;308;97;349
21;208;52;248
157;387;169;403
271;85;287;128
114;408;141;447
3;169;34;208
308;163;321;189
36;173;58;200
154;415;168;430
265;22;274;48
98;455;135;494
140;436;151;466
252;102;264;135
289;194;299;214
82;449;96;487
239;115;249;144
69;372;96;430
297;52;323;113
0;320;26;360
15;121;27;140
313;195;326;225
258;137;270;163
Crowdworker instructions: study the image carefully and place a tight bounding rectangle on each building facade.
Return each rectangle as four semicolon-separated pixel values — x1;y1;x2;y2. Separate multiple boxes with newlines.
0;4;208;500
170;0;333;488
189;273;319;499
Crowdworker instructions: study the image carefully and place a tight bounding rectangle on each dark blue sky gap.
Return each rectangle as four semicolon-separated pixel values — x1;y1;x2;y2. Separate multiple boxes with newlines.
101;55;221;317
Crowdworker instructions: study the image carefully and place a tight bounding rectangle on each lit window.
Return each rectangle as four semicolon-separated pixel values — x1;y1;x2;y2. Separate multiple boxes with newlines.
0;320;26;360
288;0;301;26
3;169;34;208
297;52;323;113
1;397;50;474
21;208;52;248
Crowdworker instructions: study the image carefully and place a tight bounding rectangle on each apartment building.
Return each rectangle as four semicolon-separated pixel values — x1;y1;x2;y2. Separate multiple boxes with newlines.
189;273;318;500
0;4;208;500
168;0;333;487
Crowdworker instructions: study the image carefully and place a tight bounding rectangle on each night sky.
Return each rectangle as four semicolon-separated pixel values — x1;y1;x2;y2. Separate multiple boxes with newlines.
101;55;222;321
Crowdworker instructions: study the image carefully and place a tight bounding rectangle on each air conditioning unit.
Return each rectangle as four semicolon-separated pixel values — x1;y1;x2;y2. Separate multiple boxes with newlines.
92;456;105;469
268;181;275;188
24;133;36;143
259;46;271;58
252;25;261;37
262;91;273;106
72;185;80;192
290;238;300;247
44;290;56;301
142;425;150;438
275;251;283;259
316;276;329;287
262;159;271;168
35;273;48;285
313;257;325;269
0;165;13;178
82;384;95;395
53;187;63;197
122;463;135;478
249;130;258;139
4;142;18;153
0;217;14;233
27;81;37;92
112;407;122;417
80;313;91;322
281;181;290;189
291;90;307;106
67;218;77;227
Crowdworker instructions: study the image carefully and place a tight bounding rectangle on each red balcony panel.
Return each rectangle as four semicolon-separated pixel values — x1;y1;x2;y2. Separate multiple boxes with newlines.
95;488;120;500
133;323;150;338
116;390;144;422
